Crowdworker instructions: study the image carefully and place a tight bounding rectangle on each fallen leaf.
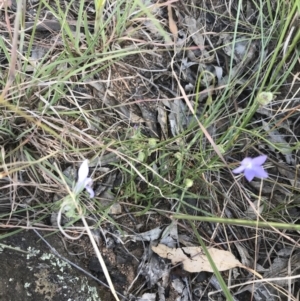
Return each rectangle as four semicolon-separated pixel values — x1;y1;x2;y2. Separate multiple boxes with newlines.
172;278;189;301
184;16;214;63
126;226;164;242
160;221;178;248
152;244;242;273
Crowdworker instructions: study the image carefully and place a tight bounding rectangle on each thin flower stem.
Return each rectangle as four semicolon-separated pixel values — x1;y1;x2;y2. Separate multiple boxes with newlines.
57;207;84;240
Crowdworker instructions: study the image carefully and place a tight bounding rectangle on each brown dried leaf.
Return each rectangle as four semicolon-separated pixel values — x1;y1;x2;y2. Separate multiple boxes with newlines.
152;244;242;273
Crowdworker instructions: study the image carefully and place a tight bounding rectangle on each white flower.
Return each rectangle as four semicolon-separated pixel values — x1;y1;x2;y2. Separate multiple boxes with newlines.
73;159;94;198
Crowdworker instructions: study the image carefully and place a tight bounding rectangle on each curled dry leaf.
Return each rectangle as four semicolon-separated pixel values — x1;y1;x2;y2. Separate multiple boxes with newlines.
152;244;242;273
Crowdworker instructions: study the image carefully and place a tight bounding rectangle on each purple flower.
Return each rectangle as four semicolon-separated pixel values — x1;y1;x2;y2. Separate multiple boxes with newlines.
232;155;268;182
73;159;94;198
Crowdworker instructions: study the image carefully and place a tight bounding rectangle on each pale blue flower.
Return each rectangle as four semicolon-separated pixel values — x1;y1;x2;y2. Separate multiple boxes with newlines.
73;159;94;198
232;155;268;182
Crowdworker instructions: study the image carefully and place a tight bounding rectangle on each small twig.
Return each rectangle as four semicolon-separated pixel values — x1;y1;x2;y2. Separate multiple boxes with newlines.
1;0;22;99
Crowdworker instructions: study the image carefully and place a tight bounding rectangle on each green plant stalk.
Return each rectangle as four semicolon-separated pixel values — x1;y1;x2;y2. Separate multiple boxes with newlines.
223;1;298;153
23;1;43;77
136;0;171;43
223;1;265;152
272;50;299;94
189;221;234;301
270;28;300;88
0;97;74;150
266;0;274;23
75;0;85;50
0;229;23;240
94;0;106;29
173;214;300;231
260;1;298;90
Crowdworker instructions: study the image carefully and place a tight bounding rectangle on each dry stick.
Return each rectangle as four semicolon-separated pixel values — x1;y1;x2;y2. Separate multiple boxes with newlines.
0;0;22;99
4;0;13;41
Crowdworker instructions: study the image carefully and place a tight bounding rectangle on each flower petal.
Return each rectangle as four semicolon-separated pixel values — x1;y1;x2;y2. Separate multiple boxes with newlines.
77;159;89;184
84;177;93;186
253;166;268;179
251;155;267;166
232;165;245;174
84;178;94;198
240;157;252;167
244;169;255;182
85;186;95;198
